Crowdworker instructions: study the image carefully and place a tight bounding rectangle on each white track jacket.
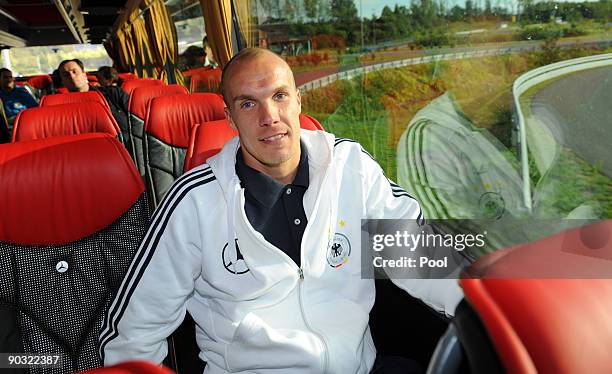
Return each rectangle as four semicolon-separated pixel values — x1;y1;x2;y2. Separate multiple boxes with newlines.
100;130;463;373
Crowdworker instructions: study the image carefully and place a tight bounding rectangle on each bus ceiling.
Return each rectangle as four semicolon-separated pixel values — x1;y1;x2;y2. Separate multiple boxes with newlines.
0;0;126;48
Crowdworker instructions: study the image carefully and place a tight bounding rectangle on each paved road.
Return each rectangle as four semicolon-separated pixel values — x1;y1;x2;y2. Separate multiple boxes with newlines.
295;39;612;91
294;66;338;86
530;66;612;176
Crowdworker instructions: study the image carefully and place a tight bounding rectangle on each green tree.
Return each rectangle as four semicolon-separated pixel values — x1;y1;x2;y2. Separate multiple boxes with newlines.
379;6;399;40
283;0;298;21
450;5;465;21
331;0;358;22
304;0;319;19
411;0;439;29
394;4;413;36
259;0;282;19
593;0;611;23
465;0;474;19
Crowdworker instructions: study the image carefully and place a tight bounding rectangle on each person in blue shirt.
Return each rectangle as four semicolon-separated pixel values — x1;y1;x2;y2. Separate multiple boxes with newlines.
0;68;38;122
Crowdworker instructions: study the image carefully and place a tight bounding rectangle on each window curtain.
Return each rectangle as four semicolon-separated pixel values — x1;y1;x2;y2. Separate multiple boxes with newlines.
131;15;156;78
200;0;233;67
142;0;184;85
116;27;137;74
233;0;255;48
103;38;128;72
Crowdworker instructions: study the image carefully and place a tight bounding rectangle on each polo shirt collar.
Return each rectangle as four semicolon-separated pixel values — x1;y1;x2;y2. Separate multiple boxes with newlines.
235;142;309;207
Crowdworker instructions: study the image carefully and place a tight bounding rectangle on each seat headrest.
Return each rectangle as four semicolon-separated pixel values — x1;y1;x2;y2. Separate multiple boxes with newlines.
190;69;222;93
118;73;137;81
40;91;109;108
184;120;238;172
0;133;144;245
122;78;164;95
182;113;324;172
145;93;225;148
27;74;52;89
299;113;325;131
182;66;214;78
12;102;120;142
461;220;612;373
128;84;188;120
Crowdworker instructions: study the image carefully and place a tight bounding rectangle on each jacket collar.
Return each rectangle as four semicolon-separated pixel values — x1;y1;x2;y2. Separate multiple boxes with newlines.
207;128;335;203
235;142;309;207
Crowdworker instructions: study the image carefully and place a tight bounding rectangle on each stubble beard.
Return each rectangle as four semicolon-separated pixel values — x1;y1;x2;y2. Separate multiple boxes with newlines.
243;143;295;169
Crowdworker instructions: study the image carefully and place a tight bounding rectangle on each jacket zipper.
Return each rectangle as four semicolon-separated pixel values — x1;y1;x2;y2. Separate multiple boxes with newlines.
237;218;330;373
232;159;334;372
298;267;329;374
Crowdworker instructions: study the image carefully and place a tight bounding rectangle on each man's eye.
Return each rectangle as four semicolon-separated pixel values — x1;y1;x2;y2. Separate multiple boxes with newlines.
274;92;288;100
240;101;255;109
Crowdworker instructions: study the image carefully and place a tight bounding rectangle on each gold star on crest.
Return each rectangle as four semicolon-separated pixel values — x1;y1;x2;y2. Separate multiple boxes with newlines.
339;219;345;227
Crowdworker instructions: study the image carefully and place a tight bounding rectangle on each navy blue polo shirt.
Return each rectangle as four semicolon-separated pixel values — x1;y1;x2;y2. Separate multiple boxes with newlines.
235;144;309;267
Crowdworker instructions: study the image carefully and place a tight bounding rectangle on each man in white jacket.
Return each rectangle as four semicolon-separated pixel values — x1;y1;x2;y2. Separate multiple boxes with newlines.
100;48;463;373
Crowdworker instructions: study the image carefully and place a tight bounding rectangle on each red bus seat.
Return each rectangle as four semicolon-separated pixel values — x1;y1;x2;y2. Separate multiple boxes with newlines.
122;78;164;95
26;74;52;90
12;102;121;143
77;361;174;374
189;68;221;93
128;85;188;176
182;114;324;173
118;73;138;81
182;66;213;78
39;90;109;108
299;113;325;131
0;133;150;372
183;120;237;173
143;93;225;208
428;220;612;374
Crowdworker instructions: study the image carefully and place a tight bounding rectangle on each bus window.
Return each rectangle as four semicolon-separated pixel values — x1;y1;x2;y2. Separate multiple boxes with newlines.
237;0;612;258
169;1;207;71
7;44;112;77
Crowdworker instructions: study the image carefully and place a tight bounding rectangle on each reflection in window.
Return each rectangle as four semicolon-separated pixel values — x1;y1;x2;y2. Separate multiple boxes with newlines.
237;0;611;254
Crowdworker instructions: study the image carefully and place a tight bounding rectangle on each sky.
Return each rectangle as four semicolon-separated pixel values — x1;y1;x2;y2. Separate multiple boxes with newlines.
358;0;593;16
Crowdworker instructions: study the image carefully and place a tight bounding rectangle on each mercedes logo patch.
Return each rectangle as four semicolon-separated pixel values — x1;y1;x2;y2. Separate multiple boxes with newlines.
222;239;250;274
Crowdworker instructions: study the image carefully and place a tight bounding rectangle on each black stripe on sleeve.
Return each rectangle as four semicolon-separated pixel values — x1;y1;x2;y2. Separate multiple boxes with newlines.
99;167;215;359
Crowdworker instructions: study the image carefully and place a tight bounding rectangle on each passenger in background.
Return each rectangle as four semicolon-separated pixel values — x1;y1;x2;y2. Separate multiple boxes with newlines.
58;59;128;133
178;46;205;71
0;68;38;123
97;66;123;87
51;69;64;93
202;36;218;68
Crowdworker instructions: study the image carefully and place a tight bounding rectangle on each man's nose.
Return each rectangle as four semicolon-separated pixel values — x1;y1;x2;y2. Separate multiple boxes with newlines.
259;101;280;127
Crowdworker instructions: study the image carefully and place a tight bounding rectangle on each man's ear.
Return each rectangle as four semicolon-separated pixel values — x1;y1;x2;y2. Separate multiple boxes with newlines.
296;88;302;113
224;107;237;130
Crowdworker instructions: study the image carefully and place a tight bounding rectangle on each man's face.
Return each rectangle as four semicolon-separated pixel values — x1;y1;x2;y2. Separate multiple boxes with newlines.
0;71;15;91
205;46;214;63
224;52;302;175
98;76;112;87
59;61;89;92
